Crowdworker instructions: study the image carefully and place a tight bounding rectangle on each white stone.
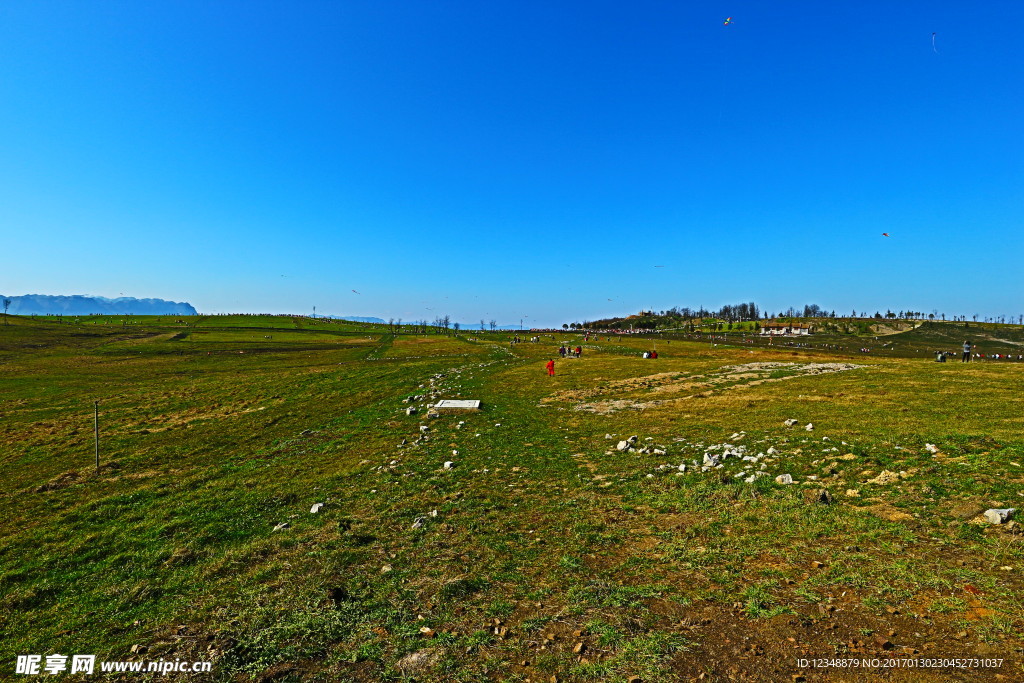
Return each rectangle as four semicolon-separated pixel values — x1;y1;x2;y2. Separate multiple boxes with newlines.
443;461;454;470
775;474;794;485
983;508;1016;524
434;399;481;410
616;441;632;452
925;443;939;453
805;423;814;431
784;419;798;427
310;503;324;514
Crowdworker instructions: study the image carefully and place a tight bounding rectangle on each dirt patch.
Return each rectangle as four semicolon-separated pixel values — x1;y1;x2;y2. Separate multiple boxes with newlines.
561;362;866;414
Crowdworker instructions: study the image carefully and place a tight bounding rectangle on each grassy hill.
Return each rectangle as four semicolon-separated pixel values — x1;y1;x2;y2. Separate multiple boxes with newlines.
2;315;1022;681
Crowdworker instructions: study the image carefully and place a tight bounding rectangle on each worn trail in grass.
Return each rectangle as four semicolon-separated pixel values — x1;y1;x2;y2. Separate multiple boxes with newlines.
1;318;1022;681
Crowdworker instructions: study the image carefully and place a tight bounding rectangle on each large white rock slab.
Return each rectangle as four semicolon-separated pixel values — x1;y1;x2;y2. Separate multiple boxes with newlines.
434;399;481;410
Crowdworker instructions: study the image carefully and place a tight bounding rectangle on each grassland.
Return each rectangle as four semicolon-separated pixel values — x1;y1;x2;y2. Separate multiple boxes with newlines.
1;316;1022;681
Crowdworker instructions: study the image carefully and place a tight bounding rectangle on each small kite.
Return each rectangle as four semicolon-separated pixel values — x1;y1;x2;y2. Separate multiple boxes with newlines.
654;265;665;268
723;17;733;26
351;289;361;294
932;32;938;54
882;233;890;237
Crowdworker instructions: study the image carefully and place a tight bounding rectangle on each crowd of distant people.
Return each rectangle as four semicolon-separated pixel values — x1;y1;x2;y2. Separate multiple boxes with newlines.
558;345;582;358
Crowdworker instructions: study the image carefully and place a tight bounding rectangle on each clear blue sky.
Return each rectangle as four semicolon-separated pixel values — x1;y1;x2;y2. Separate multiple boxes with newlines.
1;1;1020;327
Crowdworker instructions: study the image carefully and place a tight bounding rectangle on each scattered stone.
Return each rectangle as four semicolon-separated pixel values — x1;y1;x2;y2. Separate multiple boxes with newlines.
406;407;417;415
983;508;1016;524
310;503;324;514
653;448;666;455
419;425;430;433
784;419;798;427
805;423;814;431
775;474;794;485
767;447;780;455
839;453;857;461
429;509;438;517
443;461;454;470
573;642;586;654
130;645;147;655
381;564;393;573
412;517;426;529
868;470;901;486
419;626;435;637
678;463;687;472
272;522;290;532
845;489;860;498
616;441;632;452
925;443;939;453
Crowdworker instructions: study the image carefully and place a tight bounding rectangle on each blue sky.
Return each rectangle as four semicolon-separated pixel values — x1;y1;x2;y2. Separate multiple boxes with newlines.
1;1;1020;327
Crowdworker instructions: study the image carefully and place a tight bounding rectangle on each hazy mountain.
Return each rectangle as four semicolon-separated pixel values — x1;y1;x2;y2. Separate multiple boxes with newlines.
2;294;198;316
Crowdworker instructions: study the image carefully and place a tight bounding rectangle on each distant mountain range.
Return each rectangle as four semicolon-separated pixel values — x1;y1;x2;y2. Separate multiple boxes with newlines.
2;294;198;316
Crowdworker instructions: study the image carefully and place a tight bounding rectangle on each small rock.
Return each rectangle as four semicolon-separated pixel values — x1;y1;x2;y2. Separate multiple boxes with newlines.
428;509;438;517
443;461;454;470
272;522;290;532
381;564;393;573
775;474;794;485
925;443;939;453
983;508;1016;524
406;407;417;415
130;644;147;655
412;517;426;529
310;503;324;514
419;425;430;433
784;419;798;427
573;642;586;654
845;489;861;498
805;423;814;431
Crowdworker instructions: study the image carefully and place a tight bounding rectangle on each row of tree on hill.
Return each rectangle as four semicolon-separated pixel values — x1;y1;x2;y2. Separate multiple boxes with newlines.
573;302;1024;331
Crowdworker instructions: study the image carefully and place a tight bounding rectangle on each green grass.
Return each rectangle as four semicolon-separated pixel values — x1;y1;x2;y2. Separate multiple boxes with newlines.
2;316;1023;680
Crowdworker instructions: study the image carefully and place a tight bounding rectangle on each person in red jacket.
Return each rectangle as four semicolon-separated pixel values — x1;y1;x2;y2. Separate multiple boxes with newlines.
545;359;555;376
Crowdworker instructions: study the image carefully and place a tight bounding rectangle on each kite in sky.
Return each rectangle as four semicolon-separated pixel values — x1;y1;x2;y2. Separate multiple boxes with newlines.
882;233;890;237
723;17;732;26
351;289;361;294
932;32;938;54
654;265;665;268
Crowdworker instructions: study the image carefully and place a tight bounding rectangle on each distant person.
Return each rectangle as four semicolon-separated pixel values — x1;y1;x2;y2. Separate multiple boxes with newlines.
546;359;555;376
650;350;658;359
575;346;582;357
642;351;650;359
559;346;566;357
962;341;971;362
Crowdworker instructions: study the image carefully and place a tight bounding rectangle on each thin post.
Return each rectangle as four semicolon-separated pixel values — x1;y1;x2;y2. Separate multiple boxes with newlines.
94;401;100;472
